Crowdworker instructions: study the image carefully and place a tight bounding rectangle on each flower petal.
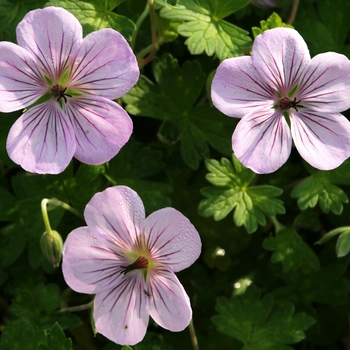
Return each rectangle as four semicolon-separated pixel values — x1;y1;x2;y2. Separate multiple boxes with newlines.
232;109;292;174
211;56;274;118
297;52;350;113
290;111;350;170
16;7;82;79
94;274;149;346
0;42;46;112
84;186;145;251
63;227;127;294
252;28;310;94
64;95;132;165
69;28;139;99
148;270;192;332
6;102;76;174
144;208;201;272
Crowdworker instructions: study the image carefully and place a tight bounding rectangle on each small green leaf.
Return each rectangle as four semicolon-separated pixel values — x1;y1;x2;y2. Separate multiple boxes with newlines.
212;285;315;349
336;230;350;257
37;323;72;350
45;0;135;40
156;0;252;59
290;176;348;215
263;229;320;273
199;155;285;233
316;227;350;245
252;12;293;38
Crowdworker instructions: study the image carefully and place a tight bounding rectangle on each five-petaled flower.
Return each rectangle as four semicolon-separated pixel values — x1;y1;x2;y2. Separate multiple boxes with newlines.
62;185;201;346
211;28;350;174
0;7;139;174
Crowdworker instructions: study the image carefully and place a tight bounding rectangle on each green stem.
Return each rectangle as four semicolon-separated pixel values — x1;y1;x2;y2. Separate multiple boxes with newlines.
270;215;285;234
287;0;300;25
189;319;199;350
48;198;83;219
59;300;94;313
131;1;150;50
41;199;52;234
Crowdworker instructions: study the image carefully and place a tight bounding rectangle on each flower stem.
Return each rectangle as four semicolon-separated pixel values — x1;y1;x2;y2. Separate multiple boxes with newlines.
41;199;53;234
270;215;285;234
59;300;93;313
131;1;150;50
140;0;158;68
287;0;300;25
189;319;199;350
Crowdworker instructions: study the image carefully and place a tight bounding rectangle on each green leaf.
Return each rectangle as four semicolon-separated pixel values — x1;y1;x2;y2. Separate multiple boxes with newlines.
252;12;293;38
0;319;46;350
294;0;350;57
45;0;135;40
212;285;315;349
0;0;47;42
123;54;232;169
263;229;320;273
37;323;72;350
336;230;350;257
156;0;252;59
290;176;348;215
199;155;285;233
10;283;81;331
106;139;172;214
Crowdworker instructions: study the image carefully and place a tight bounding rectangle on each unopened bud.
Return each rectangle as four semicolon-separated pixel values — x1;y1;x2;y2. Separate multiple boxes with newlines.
40;230;63;268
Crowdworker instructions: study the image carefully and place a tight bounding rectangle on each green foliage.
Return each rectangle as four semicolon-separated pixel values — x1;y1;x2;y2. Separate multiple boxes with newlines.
10;283;81;330
263;229;320;273
37;323;72;350
317;226;350;257
45;0;135;40
123;54;232;169
212;285;315;349
252;12;293;38
294;0;350;57
290;175;348;215
0;0;47;42
199;155;285;233
105;139;172;214
156;0;252;59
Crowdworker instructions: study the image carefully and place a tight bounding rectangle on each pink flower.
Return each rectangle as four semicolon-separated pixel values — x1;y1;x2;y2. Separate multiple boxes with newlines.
62;186;201;346
211;28;350;174
0;7;139;174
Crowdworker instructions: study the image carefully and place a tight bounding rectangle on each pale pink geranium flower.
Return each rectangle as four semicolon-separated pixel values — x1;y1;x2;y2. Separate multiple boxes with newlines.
211;28;350;174
0;7;139;174
62;186;201;346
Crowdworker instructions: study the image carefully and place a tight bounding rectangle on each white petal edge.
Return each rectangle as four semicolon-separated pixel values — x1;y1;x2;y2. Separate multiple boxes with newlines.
0;42;46;112
144;208;201;273
84;186;146;252
16;7;82;79
252;28;310;94
290;110;350;170
211;56;274;118
148;269;192;332
69;28;139;100
6;101;76;174
232;109;292;174
297;52;350;113
62;227;128;294
64;95;133;165
94;274;149;346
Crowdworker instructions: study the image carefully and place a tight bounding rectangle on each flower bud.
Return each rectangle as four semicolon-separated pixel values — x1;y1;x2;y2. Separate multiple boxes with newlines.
40;230;63;268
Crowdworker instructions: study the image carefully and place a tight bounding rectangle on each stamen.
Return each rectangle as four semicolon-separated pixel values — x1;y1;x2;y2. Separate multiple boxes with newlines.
121;256;149;275
51;84;72;103
279;97;301;111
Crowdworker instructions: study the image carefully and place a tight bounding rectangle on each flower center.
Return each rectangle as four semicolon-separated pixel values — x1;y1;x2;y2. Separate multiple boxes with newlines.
121;256;149;275
51;84;72;103
279;97;301;112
